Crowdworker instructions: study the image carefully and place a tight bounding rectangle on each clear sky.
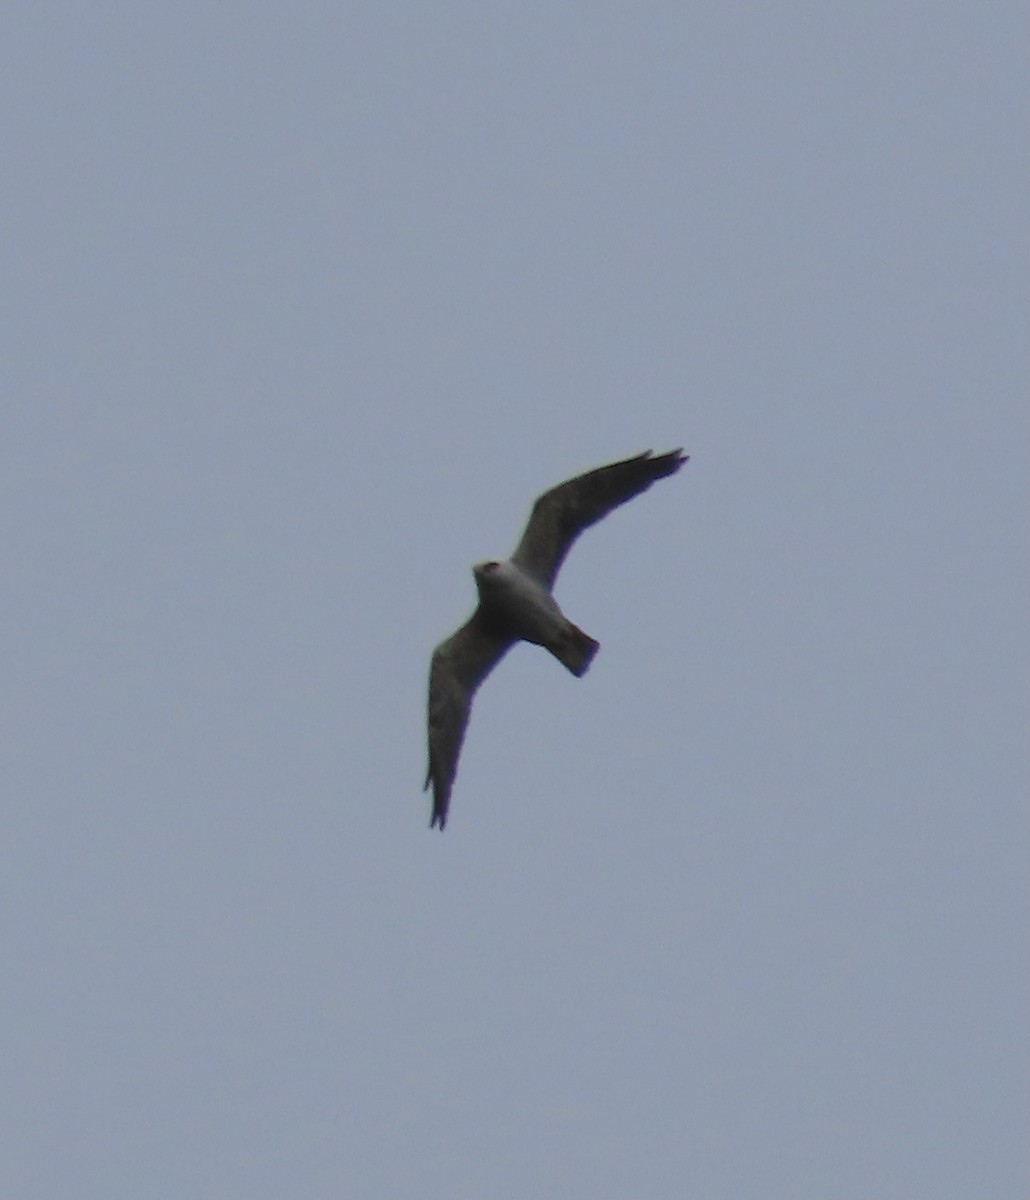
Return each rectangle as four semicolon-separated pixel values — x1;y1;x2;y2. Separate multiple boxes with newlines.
2;3;1027;1197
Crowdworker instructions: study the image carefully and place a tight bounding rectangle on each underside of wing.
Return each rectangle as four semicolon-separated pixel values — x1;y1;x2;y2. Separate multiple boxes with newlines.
425;616;512;829
511;448;687;587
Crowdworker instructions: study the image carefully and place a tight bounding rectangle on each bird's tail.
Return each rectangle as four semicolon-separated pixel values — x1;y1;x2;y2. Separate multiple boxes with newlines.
552;621;599;677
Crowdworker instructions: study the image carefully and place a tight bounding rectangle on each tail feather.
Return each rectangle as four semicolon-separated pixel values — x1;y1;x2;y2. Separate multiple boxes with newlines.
553;621;599;677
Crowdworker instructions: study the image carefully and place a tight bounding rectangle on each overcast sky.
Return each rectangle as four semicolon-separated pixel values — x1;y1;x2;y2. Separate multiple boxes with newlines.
2;4;1027;1197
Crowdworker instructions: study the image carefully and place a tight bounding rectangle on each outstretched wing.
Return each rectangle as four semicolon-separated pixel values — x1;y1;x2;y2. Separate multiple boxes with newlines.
511;449;688;588
425;617;513;829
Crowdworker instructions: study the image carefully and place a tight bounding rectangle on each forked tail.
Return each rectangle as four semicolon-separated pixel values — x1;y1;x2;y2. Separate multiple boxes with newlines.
553;621;599;677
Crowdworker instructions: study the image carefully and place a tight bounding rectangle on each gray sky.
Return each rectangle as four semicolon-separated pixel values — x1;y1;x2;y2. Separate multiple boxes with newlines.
2;3;1027;1197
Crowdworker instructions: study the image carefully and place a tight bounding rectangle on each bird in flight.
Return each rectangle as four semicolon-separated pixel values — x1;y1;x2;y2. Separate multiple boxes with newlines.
424;448;688;829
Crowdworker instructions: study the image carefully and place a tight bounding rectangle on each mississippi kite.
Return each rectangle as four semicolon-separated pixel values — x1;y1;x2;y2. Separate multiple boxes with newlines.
425;448;688;829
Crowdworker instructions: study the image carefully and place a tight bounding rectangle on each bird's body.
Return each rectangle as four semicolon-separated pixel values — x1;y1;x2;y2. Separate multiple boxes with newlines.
425;448;687;828
472;560;598;674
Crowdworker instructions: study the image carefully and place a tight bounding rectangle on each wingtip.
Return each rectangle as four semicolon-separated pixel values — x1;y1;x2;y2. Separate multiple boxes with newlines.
426;773;449;829
646;447;689;476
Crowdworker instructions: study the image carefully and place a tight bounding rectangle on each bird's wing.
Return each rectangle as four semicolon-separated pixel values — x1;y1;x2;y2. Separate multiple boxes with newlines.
511;449;688;588
425;616;513;829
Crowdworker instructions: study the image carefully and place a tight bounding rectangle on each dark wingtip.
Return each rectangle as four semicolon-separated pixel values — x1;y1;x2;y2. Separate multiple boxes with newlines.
428;778;449;829
639;447;688;474
661;447;688;467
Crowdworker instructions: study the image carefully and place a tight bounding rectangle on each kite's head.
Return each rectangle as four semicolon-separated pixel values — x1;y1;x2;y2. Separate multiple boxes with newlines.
472;560;506;599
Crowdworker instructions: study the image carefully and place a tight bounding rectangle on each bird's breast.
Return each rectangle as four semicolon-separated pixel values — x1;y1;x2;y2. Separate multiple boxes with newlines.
476;561;564;644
